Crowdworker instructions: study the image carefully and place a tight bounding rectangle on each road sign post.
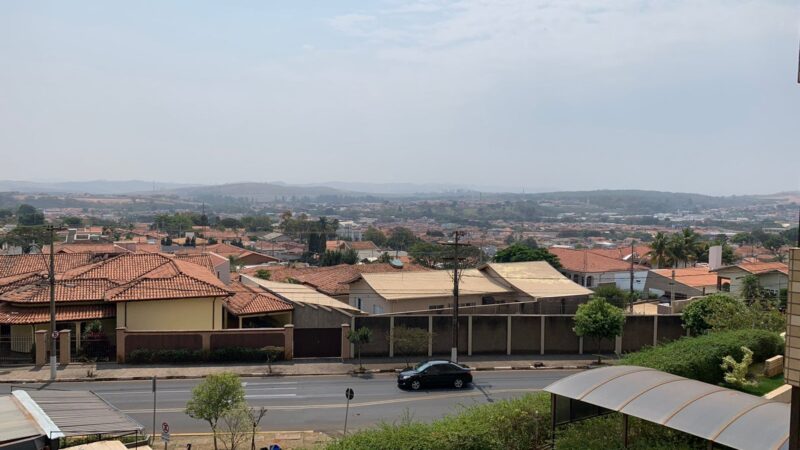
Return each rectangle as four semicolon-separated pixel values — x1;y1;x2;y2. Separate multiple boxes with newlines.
344;388;354;436
161;422;170;449
152;377;157;446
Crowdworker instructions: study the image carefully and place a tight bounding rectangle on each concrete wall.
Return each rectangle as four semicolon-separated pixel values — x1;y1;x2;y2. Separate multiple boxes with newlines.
349;313;684;357
117;297;225;331
292;303;353;328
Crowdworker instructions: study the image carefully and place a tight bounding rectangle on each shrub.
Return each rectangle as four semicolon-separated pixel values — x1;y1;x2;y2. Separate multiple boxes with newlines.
556;414;705;449
721;346;755;388
127;347;284;364
621;329;783;384
573;298;625;361
326;393;551;450
681;293;742;335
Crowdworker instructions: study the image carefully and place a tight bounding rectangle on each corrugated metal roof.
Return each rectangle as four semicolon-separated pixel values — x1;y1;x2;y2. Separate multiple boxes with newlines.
356;269;512;301
13;390;143;438
243;276;361;312
480;262;593;299
544;365;790;450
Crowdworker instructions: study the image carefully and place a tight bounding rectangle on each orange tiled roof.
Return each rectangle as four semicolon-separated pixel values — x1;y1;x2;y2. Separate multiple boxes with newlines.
651;267;721;288
548;247;647;273
0;253;95;279
224;282;293;316
172;253;215;271
2;279;117;303
588;245;651;261
0;303;115;325
732;261;788;275
1;253;232;305
43;243;129;255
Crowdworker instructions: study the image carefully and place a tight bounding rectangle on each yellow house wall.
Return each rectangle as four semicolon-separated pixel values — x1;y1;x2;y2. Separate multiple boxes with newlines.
117;297;224;331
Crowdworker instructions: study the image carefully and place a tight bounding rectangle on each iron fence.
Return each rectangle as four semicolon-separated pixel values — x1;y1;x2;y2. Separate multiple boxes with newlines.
0;335;34;366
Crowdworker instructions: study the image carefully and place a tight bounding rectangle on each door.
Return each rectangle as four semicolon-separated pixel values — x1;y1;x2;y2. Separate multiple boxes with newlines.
294;328;342;358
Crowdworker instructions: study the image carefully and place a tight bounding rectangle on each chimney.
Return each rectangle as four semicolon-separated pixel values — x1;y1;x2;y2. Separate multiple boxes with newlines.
709;245;722;271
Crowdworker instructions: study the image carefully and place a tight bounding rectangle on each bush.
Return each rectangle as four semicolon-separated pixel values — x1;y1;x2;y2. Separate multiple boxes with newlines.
326;392;702;450
681;293;741;335
127;346;284;364
326;393;551;450
621;329;783;384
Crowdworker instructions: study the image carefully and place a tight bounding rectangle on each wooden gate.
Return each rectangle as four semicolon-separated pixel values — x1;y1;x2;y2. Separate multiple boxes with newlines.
294;328;341;358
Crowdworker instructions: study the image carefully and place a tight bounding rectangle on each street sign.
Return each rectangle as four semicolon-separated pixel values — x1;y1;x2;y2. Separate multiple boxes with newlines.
161;422;170;442
345;388;354;400
343;388;354;436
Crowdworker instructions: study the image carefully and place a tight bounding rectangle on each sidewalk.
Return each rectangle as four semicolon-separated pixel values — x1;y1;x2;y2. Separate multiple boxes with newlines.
0;354;600;383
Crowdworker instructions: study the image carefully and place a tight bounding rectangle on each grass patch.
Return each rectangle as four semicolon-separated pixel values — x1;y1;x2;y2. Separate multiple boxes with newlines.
733;373;785;397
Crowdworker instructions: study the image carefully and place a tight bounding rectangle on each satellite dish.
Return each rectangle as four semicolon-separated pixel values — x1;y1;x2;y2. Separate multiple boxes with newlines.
389;258;404;269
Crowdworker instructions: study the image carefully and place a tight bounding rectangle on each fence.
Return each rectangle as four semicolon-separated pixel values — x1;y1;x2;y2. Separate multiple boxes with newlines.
115;326;291;363
0;335;34;366
353;314;687;358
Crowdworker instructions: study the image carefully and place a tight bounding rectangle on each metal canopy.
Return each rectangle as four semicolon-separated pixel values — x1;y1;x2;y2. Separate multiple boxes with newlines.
12;390;144;438
545;365;790;450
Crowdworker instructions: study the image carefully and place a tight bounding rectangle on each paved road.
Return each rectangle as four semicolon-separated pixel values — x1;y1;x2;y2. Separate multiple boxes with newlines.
1;370;576;434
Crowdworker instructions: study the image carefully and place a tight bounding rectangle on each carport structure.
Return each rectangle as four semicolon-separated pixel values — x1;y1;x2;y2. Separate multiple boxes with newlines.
545;365;790;450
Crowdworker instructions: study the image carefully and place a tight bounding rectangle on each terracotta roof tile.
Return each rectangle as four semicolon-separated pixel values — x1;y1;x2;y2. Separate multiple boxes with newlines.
70;253;173;282
0;254;95;279
651;267;721;288
721;261;789;275
548;247;646;273
2;279;117;303
224;282;293;316
172;254;215;271
0;303;115;325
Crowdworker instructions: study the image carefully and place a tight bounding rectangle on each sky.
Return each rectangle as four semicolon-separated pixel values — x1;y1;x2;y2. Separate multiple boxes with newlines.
1;0;799;195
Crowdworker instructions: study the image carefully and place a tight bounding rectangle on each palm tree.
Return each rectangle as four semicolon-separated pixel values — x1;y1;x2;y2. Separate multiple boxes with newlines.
649;232;671;268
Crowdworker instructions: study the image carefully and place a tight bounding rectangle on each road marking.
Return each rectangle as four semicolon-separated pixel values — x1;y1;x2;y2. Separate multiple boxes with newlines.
121;388;542;414
245;393;297;399
96;386;297;395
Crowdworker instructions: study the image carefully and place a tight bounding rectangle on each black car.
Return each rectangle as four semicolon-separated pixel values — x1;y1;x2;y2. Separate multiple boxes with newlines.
397;360;473;390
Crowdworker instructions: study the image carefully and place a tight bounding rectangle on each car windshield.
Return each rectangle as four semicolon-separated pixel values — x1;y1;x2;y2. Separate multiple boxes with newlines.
414;361;438;371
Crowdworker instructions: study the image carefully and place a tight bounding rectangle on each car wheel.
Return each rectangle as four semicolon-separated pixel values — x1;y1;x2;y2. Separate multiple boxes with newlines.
453;378;464;389
410;380;421;390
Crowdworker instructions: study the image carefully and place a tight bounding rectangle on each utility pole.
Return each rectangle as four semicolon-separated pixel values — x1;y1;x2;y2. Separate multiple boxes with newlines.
48;225;56;380
442;231;467;363
629;241;635;313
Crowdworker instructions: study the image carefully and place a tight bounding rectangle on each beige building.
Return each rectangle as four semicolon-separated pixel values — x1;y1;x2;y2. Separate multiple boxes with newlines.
712;262;789;297
347;261;592;314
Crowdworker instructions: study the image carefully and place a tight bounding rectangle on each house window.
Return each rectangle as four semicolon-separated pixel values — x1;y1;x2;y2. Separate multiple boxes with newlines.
372;304;384;314
356;298;363;310
482;296;495;305
429;305;444;310
586;276;594;287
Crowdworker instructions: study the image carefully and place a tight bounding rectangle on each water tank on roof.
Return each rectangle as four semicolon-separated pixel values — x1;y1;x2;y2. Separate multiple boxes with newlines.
389;259;404;269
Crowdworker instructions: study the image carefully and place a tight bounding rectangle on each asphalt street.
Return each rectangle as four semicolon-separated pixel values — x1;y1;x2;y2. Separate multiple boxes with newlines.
0;370;577;434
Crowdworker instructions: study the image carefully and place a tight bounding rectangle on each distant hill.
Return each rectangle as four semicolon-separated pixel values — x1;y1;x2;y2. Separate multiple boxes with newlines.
0;180;197;195
155;182;367;201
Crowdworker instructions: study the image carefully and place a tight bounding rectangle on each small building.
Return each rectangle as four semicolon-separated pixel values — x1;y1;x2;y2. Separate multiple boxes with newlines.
548;247;649;291
712;262;789;297
644;267;728;300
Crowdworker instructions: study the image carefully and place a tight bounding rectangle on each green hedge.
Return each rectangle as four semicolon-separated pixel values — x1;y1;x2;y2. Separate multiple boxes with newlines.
325;392;702;450
127;346;284;364
621;329;783;384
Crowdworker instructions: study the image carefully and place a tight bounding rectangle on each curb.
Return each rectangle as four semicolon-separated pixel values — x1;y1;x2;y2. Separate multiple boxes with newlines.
0;364;591;384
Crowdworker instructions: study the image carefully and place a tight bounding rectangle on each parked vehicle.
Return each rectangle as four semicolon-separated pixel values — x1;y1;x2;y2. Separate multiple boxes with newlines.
397;360;473;390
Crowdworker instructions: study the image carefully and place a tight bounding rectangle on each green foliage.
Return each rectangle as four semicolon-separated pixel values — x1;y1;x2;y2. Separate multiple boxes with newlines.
705;299;785;333
364;226;387;247
219;217;243;229
408;241;483;269
326;393;551;450
390;326;429;367
186;373;246;450
681;293;742;335
61;216;84;227
16;204;44;226
721;347;756;388
387;227;418;250
240;215;272;232
556;414;705;450
494;243;561;268
152;213;196;235
320;249;359;266
621;329;783;384
592;284;638;309
327;392;702;450
573;298;625;357
127;347;284;364
739;274;766;304
254;269;271;280
348;327;372;369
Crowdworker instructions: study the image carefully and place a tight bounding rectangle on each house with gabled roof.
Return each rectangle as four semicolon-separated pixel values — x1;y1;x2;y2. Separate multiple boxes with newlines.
711;261;789;297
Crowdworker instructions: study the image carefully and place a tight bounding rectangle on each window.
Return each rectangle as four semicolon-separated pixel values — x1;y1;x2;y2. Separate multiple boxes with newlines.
586;276;594;286
429;305;444;310
356;298;363;310
372;304;384;314
482;296;495;305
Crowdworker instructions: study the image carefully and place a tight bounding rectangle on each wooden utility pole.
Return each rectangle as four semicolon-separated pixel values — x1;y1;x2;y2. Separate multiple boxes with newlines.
629;241;635;312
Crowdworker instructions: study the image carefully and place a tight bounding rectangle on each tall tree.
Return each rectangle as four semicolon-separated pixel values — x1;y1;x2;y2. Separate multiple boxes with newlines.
16;204;44;226
649;232;671;268
363;226;387;247
387;227;417;250
493;243;561;269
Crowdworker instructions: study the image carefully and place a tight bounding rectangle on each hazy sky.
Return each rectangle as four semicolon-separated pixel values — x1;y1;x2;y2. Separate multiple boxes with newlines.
1;1;799;195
